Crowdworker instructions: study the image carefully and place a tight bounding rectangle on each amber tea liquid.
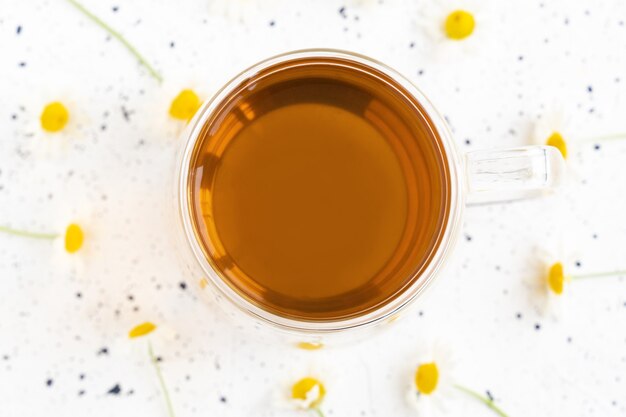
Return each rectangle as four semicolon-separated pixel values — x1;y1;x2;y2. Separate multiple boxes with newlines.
188;56;451;321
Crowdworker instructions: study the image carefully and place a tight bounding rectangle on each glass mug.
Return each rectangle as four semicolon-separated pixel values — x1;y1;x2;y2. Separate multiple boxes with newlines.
173;49;565;344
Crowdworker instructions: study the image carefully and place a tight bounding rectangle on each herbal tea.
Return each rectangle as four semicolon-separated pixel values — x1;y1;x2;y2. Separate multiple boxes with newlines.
188;57;450;321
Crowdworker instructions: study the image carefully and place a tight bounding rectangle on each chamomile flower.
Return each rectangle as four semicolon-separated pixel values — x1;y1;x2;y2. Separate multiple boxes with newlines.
276;367;330;416
414;0;491;60
531;108;626;162
30;96;82;159
526;247;571;318
128;322;176;417
169;89;202;121
50;203;98;274
296;341;324;351
406;344;456;415
17;87;92;160
531;110;572;160
0;209;90;274
40;102;69;133
531;250;626;318
406;343;510;416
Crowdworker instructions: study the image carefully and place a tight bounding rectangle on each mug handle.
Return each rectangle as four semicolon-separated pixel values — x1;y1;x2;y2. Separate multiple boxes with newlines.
464;145;566;204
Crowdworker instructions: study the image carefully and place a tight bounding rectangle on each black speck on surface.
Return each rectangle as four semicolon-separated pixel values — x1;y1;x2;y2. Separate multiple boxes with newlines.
564;18;569;25
220;396;227;403
516;312;522;319
170;41;175;48
567;336;572;343
269;20;275;27
112;6;119;12
78;389;85;396
518;55;524;61
465;234;472;242
46;378;53;387
418;310;424;317
534;323;541;331
75;292;82;298
339;6;347;18
417;69;424;76
179;281;187;290
156;356;163;363
114;309;121;316
594;144;601;150
11;114;17;120
575;261;581;268
2;355;9;360
127;389;135;395
588;107;595;113
409;41;415;49
121;106;133;122
486;390;494;401
127;294;134;301
107;384;121;395
592;233;598;239
133;306;140;312
465;139;471;145
587;85;593;93
97;347;109;356
79;373;85;380
18;62;26;67
100;124;107;131
16;25;22;35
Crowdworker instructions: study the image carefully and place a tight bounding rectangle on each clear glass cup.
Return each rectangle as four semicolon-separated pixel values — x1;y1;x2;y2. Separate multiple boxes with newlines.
173;49;565;344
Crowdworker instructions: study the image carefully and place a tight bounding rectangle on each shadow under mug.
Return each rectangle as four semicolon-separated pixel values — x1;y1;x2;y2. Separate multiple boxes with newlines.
174;49;565;344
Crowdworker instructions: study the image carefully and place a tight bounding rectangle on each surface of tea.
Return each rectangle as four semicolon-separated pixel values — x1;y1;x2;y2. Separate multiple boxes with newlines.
188;57;450;321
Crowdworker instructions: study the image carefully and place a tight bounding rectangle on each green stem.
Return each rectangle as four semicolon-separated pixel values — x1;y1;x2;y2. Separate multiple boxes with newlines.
580;133;626;142
148;341;176;417
454;384;510;417
0;225;58;239
312;407;326;417
65;0;163;83
572;270;626;279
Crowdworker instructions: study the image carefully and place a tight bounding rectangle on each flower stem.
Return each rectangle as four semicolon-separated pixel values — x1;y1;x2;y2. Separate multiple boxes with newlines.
64;0;163;83
572;270;626;279
148;341;176;417
580;133;626;142
0;225;58;239
454;384;510;417
312;407;326;417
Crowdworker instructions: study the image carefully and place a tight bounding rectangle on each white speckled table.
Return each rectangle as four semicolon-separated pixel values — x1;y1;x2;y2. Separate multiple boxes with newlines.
1;0;626;416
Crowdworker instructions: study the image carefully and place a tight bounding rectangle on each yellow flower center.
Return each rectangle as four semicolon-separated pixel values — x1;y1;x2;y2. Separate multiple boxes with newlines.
169;89;201;121
547;262;566;295
291;377;326;408
415;362;439;395
297;342;324;350
64;223;84;254
129;322;157;338
546;132;568;159
444;10;475;40
40;102;69;132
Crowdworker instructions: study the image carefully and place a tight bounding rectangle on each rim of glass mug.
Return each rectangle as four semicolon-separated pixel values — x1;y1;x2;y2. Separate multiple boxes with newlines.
176;48;562;336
